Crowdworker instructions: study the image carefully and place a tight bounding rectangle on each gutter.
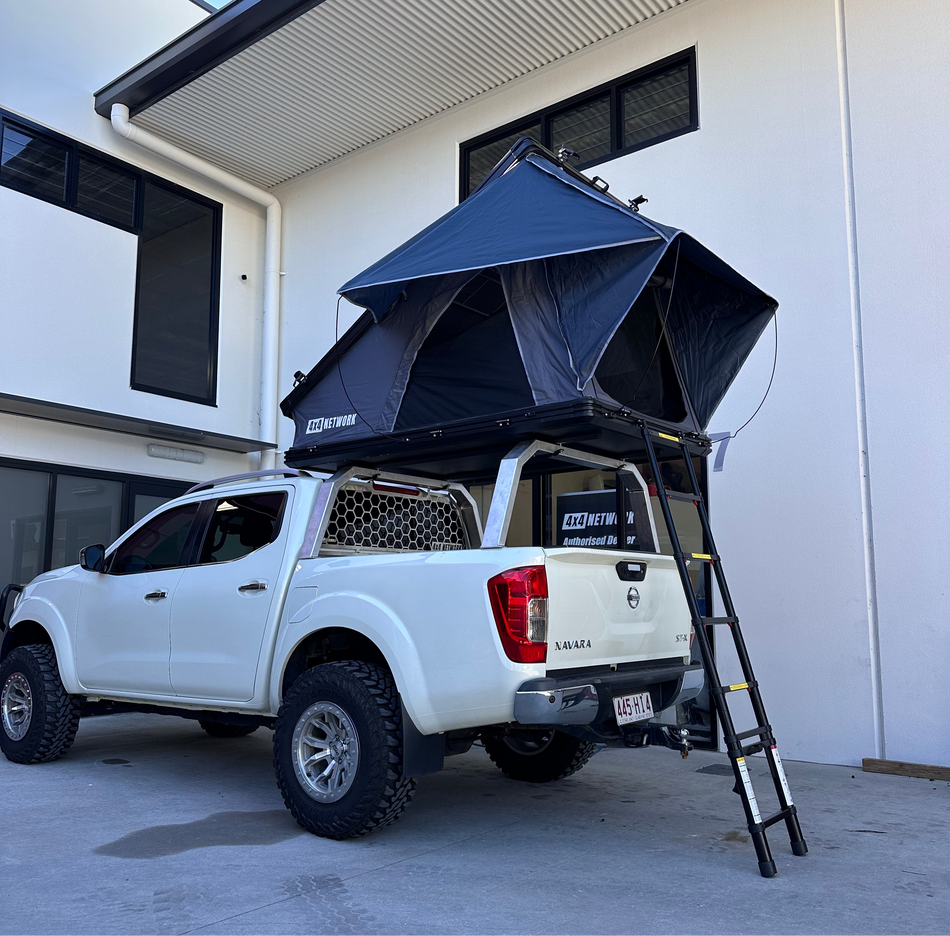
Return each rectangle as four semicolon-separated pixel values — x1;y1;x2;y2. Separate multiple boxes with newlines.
110;104;282;468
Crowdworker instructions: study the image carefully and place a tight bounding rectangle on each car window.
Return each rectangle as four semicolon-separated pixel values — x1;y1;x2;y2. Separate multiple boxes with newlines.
197;492;286;565
109;503;200;574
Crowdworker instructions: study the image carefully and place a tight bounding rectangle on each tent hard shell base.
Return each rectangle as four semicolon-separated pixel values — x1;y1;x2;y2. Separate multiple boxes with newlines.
283;398;709;481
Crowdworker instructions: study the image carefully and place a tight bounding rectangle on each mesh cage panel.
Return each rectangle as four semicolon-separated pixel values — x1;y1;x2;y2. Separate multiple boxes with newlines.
323;483;467;552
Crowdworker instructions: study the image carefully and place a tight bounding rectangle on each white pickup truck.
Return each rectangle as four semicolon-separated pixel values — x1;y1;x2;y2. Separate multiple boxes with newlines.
0;448;702;839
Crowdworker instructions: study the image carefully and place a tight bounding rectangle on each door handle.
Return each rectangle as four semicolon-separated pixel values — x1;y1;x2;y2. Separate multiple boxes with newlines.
238;582;267;592
144;590;167;600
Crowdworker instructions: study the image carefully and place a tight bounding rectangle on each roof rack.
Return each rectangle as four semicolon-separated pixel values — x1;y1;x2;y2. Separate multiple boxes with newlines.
184;468;310;496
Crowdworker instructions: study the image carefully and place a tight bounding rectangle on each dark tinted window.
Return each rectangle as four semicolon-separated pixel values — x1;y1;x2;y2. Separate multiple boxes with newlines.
551;95;611;163
77;155;136;227
464;122;541;197
0;122;68;201
110;502;199;574
132;181;219;403
461;52;696;200
622;62;691;149
198;493;285;564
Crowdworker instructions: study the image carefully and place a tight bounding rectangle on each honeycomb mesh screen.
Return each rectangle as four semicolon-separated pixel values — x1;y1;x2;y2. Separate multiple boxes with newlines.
323;484;467;551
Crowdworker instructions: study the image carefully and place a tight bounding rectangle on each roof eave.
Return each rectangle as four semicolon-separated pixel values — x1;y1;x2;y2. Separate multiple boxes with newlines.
93;0;324;119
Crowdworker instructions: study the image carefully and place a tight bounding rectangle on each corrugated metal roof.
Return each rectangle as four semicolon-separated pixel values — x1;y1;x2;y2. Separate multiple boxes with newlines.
134;0;691;188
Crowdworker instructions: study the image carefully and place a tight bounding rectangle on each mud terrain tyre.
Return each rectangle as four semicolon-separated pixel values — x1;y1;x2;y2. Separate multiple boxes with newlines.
199;721;259;738
274;661;415;839
483;730;596;783
0;644;80;764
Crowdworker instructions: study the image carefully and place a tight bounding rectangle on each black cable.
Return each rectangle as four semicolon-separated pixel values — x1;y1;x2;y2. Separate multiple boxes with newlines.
730;312;778;438
622;240;681;410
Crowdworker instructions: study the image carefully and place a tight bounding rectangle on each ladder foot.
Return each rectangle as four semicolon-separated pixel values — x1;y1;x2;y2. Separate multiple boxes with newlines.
791;839;808;857
758;859;778;878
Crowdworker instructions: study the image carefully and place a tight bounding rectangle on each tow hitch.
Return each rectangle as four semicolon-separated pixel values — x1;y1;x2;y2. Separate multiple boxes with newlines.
622;723;693;758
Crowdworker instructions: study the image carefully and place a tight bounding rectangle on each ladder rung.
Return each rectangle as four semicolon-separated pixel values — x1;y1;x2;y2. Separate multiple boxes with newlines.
726;725;771;743
700;616;737;625
715;679;757;695
681;552;720;563
761;806;796;829
665;489;702;503
742;742;765;757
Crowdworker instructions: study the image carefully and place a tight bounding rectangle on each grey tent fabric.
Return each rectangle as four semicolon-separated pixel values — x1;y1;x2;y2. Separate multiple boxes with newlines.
282;139;777;452
540;240;669;389
498;262;579;406
286;271;477;446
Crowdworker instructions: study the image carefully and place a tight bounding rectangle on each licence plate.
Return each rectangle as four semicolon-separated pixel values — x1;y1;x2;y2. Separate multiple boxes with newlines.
613;691;654;726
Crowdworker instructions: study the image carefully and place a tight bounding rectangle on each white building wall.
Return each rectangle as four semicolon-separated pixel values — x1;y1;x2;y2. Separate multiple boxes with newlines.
0;0;267;480
275;0;947;766
845;0;950;765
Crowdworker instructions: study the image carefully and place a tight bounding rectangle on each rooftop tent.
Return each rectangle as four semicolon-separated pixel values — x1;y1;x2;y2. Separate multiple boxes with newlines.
281;139;776;472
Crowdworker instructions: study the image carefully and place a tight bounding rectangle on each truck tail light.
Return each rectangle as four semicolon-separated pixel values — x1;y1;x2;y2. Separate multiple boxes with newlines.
487;566;548;664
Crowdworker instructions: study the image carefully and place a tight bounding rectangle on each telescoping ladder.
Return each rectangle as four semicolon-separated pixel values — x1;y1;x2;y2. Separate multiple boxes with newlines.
641;425;808;878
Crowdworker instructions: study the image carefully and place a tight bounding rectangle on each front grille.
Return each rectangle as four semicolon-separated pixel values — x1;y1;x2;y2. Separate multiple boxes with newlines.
323;482;467;552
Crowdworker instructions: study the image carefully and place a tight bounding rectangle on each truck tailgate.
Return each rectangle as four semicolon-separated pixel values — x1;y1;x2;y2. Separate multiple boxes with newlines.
543;548;690;670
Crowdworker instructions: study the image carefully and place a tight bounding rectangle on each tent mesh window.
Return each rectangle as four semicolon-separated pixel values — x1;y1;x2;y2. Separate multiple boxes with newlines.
395;268;534;431
594;285;688;423
322;482;467;554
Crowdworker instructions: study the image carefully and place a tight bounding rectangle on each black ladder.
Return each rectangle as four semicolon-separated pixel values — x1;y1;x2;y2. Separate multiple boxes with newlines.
641;426;807;878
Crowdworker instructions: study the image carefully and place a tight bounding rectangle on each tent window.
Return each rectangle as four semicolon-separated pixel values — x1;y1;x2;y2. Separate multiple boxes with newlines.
395;269;534;431
594;288;687;423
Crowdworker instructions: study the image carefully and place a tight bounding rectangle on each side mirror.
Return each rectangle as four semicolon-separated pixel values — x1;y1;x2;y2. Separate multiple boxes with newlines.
80;544;106;573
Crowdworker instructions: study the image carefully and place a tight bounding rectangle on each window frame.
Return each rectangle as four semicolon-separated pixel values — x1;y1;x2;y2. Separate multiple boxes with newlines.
0;109;223;405
129;175;223;406
105;500;204;575
192;490;289;567
459;49;698;201
0;455;193;579
0;110;142;234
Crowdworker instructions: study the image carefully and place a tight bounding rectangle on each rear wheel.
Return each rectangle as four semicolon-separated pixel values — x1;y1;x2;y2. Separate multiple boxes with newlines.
483;730;596;783
274;661;415;839
199;721;258;738
0;644;80;764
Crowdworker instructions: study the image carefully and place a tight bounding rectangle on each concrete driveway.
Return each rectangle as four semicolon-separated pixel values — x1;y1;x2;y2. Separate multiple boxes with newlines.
1;712;947;935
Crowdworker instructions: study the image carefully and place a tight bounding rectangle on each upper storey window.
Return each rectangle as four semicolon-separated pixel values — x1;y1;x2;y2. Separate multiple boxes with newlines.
461;50;697;199
0;110;221;406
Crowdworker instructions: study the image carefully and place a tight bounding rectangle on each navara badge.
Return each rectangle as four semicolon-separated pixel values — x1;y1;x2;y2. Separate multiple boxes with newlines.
627;586;640;610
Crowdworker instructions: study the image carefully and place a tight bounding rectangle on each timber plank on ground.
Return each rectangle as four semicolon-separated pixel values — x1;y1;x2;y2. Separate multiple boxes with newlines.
862;757;950;782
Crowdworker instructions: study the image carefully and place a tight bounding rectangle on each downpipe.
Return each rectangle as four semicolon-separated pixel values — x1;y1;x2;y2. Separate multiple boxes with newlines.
109;104;282;468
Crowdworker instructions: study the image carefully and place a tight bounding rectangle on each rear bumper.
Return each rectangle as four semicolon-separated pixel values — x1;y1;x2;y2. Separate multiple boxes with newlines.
513;659;702;726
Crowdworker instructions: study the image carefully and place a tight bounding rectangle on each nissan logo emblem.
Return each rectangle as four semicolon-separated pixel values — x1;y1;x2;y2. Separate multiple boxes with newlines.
627;586;640;610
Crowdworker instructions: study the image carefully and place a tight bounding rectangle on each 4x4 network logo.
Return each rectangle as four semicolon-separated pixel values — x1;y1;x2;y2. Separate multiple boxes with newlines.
306;413;357;434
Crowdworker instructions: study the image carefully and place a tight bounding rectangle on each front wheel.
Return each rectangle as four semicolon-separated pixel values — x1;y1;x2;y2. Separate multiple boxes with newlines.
483;730;597;783
0;644;80;764
273;661;415;839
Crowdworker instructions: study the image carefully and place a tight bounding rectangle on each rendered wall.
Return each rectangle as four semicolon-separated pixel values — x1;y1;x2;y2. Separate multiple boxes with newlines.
0;0;266;479
844;0;950;765
275;0;947;767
